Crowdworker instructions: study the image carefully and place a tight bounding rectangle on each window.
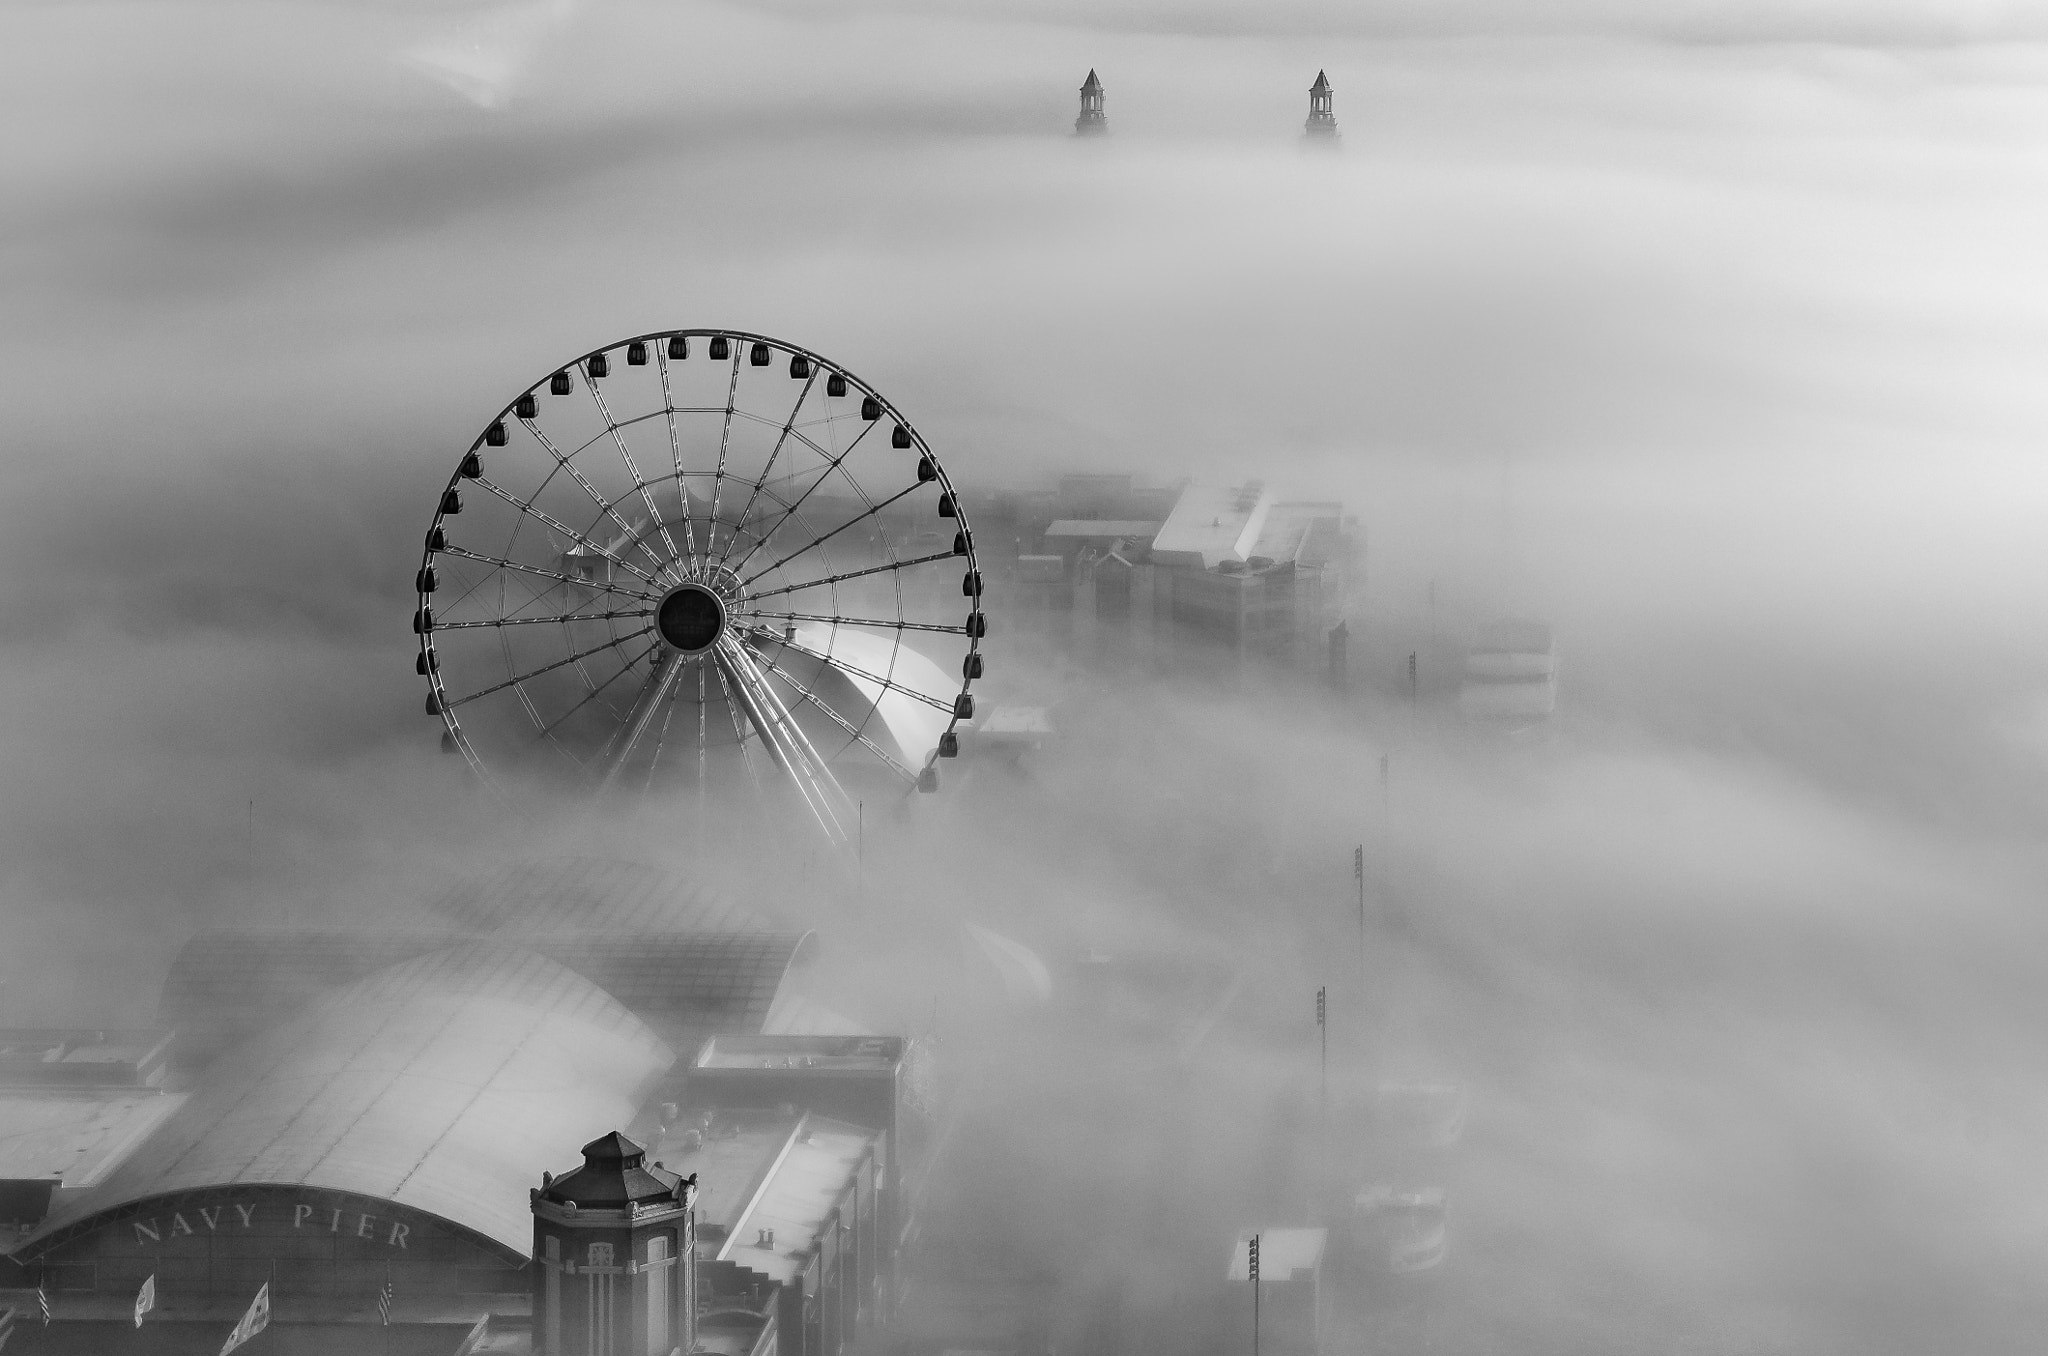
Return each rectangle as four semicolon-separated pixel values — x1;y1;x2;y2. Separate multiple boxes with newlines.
646;1235;670;1355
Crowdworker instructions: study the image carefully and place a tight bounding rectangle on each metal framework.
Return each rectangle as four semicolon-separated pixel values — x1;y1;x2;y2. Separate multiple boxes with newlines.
414;330;983;840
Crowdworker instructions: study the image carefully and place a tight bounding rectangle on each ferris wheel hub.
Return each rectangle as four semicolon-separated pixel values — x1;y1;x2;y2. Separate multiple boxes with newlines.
656;582;726;655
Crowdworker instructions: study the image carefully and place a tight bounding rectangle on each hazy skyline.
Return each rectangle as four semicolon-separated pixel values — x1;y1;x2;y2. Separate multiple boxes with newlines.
2;3;2045;1351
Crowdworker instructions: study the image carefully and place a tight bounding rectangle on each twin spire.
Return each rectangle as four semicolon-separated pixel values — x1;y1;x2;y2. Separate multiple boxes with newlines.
1075;68;1107;135
1074;69;1340;139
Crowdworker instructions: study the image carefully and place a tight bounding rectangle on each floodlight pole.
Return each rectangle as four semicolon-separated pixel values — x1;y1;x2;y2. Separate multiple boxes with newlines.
1316;986;1328;1118
1249;1233;1261;1356
1353;843;1366;985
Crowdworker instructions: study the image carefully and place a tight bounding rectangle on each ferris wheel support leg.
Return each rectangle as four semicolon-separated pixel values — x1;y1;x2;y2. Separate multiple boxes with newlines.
597;653;687;793
714;637;851;844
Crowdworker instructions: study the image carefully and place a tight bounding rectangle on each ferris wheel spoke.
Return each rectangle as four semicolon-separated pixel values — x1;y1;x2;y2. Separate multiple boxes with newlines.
693;661;709;783
749;648;918;783
716;636;850;841
770;634;958;715
471;476;665;590
655;346;703;575
520;419;677;584
709;654;764;792
738;484;921;590
723;417;881;577
643;682;683;791
438;546;662;601
716;367;819;574
440;627;657;711
533;641;661;744
738;609;967;636
597;655;688;792
585;374;685;574
434;608;655;631
745;550;960;603
704;348;744;564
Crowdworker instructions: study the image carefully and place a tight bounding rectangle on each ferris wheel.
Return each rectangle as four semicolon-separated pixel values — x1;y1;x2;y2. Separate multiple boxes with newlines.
412;330;984;840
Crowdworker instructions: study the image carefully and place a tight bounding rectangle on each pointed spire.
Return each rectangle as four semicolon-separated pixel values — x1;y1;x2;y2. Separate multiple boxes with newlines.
1305;68;1339;140
1075;68;1108;135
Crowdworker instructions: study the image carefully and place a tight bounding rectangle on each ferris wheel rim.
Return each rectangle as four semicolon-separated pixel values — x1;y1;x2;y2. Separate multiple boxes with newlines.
413;328;983;808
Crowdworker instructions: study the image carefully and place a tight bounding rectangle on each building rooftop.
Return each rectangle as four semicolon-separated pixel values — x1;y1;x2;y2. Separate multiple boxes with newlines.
647;1110;798;1245
1151;482;1272;570
718;1116;877;1285
538;1131;683;1211
158;929;813;1067
0;1030;172;1090
976;706;1053;740
645;1108;879;1285
427;857;775;935
694;1035;903;1073
17;943;675;1260
1042;520;1161;542
1224;1227;1328;1282
0;1088;185;1188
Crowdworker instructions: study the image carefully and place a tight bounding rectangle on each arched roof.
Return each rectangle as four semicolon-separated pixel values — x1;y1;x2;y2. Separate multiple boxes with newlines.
426;857;776;935
30;944;673;1258
159;929;814;1067
762;622;951;776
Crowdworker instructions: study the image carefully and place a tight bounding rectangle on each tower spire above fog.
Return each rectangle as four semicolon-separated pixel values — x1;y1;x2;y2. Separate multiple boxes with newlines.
1305;69;1338;141
1076;69;1107;136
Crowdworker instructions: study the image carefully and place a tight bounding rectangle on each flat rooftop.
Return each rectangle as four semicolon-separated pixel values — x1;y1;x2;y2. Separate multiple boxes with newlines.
1042;520;1161;541
695;1035;902;1072
647;1110;880;1285
0;1090;186;1188
718;1116;877;1284
976;706;1052;739
0;1030;172;1090
1224;1227;1327;1282
1151;482;1270;570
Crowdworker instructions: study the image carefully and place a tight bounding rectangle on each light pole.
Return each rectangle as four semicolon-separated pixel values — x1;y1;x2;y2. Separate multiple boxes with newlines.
1316;986;1327;1116
1248;1233;1261;1356
1353;844;1365;984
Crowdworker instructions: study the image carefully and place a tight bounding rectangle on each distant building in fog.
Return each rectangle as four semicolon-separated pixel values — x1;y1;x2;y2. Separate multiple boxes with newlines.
1075;69;1107;135
977;474;1352;672
1305;70;1339;140
1225;1227;1329;1356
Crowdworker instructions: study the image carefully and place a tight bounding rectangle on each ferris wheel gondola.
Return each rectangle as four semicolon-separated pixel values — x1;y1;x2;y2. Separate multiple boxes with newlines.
413;330;983;840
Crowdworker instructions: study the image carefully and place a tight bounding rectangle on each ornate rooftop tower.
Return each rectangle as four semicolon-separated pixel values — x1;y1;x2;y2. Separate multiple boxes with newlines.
1305;70;1338;140
532;1132;697;1356
1075;69;1107;135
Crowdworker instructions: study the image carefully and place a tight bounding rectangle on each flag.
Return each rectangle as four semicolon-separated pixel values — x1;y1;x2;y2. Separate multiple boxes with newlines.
219;1283;269;1356
453;1315;491;1355
134;1274;156;1328
377;1278;393;1327
34;1283;49;1326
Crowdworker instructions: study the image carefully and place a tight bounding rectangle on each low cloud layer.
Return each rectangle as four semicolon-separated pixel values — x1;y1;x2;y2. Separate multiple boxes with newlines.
1;3;2044;1351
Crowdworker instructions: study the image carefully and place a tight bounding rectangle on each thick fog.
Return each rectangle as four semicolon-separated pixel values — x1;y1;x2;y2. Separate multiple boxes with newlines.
2;1;2046;1352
